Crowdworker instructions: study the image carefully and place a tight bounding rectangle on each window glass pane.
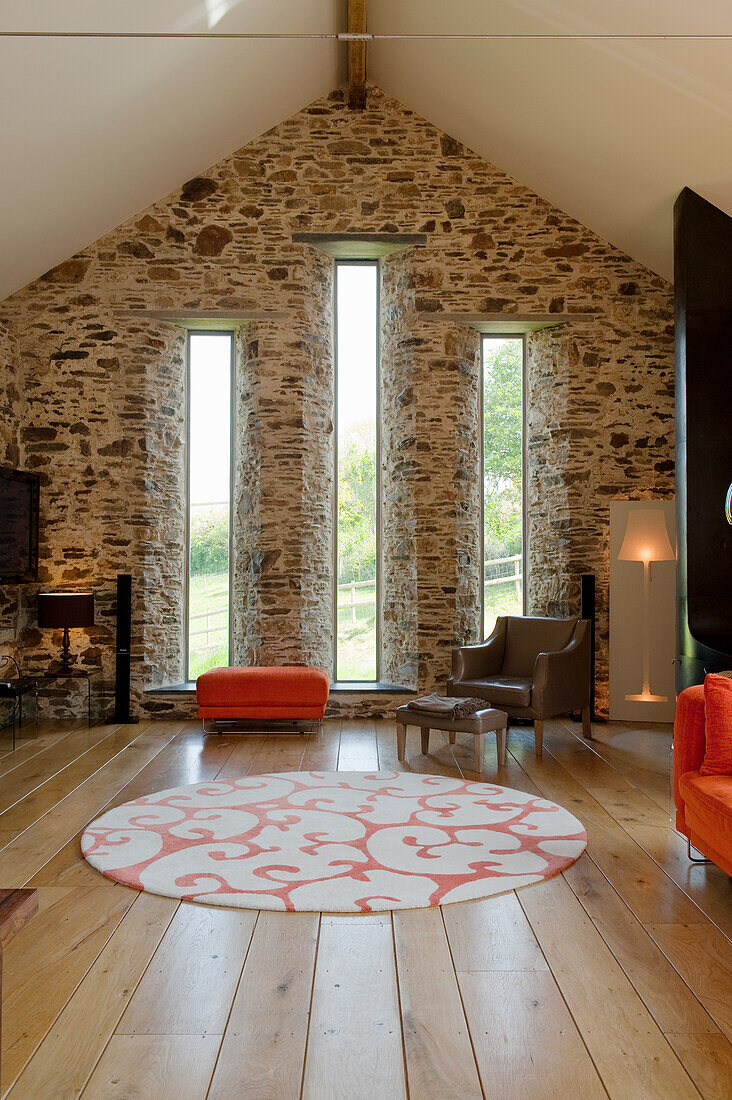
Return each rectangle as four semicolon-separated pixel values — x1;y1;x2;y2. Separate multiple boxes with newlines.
188;333;231;679
336;264;378;681
483;336;524;636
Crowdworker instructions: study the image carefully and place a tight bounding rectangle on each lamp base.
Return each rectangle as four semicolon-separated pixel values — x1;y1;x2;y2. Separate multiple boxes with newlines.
624;692;668;703
58;626;73;674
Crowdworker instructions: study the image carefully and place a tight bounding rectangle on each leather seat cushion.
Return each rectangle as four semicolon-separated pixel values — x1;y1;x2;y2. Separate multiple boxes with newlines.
451;676;532;708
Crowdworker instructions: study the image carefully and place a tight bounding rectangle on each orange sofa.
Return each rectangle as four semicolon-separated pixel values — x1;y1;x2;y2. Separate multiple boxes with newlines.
197;665;330;728
673;684;732;876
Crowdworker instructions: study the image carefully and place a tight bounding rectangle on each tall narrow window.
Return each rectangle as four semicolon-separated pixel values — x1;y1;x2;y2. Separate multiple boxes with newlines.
482;335;525;637
335;262;379;681
187;332;233;679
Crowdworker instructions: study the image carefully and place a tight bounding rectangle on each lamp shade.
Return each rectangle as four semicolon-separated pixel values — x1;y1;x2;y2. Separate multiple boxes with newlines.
37;592;95;629
618;510;675;563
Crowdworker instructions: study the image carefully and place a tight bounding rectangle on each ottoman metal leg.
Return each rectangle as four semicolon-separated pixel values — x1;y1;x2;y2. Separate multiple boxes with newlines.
474;732;485;774
496;725;507;767
397;723;407;762
421;727;430;754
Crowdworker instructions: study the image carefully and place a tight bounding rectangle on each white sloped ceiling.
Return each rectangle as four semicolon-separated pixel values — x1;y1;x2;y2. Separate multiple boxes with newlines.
369;0;732;279
2;0;732;297
0;1;341;300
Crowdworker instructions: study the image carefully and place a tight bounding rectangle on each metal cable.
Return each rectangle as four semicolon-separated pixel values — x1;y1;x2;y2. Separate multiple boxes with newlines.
1;31;731;41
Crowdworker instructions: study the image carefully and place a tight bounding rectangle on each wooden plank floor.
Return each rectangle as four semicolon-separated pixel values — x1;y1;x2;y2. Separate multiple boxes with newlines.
0;714;730;1098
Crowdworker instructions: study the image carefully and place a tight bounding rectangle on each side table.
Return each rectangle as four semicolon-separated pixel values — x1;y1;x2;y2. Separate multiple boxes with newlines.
0;677;38;750
41;669;99;728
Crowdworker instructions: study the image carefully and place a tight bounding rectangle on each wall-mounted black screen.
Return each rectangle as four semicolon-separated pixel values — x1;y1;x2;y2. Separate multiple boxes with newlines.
0;467;39;583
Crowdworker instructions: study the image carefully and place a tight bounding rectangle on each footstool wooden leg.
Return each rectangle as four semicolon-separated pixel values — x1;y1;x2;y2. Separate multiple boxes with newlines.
496;725;507;767
474;732;485;774
448;731;456;745
421;727;430;754
534;719;543;758
397;723;407;762
581;706;592;740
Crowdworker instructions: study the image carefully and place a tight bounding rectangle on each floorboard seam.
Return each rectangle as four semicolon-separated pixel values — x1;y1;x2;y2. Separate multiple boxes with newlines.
439;904;486;1099
517;879;613;1099
74;897;182;1097
298;911;322;1100
203;908;260;1099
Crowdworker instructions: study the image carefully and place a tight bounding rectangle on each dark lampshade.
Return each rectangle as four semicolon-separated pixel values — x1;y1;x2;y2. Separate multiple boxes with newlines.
37;592;95;629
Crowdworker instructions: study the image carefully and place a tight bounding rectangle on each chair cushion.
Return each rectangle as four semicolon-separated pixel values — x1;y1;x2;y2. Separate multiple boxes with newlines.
196;666;330;710
451;676;532;708
502;616;578;677
679;770;732;855
701;673;732;776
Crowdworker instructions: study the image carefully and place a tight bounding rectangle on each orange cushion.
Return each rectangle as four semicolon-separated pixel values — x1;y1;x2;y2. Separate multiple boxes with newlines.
196;666;329;709
198;704;326;721
679;771;732;839
678;770;732;874
672;685;706;813
701;674;732;776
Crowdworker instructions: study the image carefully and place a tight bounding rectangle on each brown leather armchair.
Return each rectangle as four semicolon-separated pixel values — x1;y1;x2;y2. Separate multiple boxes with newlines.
448;615;592;757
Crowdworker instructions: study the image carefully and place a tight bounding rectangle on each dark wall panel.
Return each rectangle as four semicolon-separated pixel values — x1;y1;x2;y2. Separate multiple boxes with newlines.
675;188;732;687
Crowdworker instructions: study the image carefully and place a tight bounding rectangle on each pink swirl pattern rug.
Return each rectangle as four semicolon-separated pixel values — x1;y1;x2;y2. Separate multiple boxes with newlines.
81;771;587;912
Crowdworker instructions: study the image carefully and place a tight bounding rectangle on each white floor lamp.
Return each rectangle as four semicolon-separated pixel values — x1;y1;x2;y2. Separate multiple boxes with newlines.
618;509;676;703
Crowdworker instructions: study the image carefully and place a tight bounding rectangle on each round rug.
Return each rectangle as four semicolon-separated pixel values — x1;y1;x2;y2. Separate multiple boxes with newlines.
81;771;587;912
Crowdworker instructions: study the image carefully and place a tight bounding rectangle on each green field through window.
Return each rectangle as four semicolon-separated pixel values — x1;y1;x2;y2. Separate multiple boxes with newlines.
483;336;524;637
187;333;232;680
335;263;379;681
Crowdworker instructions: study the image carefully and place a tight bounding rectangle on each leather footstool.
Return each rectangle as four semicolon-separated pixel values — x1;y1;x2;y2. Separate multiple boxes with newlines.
395;702;509;774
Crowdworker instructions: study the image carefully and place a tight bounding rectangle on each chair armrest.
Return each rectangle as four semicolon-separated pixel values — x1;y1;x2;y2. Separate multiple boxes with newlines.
673;685;706;812
450;618;507;683
532;620;591;717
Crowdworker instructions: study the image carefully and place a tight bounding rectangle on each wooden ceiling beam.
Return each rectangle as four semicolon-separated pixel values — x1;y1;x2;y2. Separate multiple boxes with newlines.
348;0;367;109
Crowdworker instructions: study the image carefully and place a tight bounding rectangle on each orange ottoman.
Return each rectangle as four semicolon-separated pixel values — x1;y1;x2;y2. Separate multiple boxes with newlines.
196;666;330;730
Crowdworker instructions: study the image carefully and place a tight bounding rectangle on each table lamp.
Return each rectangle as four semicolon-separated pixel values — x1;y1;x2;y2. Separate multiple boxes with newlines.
37;592;95;674
618;510;675;703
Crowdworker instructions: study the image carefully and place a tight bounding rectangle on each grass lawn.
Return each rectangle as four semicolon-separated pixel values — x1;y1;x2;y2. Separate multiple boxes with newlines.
188;572;229;678
337;581;377;679
483;586;523;638
337;615;377;680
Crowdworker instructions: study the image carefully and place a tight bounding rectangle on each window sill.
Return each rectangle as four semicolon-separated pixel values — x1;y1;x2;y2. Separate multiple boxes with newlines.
145;681;415;696
330;682;415;694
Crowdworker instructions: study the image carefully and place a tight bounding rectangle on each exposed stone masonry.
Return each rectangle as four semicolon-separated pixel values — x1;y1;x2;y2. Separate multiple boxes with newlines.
232;249;334;675
0;322;25;723
0;86;674;719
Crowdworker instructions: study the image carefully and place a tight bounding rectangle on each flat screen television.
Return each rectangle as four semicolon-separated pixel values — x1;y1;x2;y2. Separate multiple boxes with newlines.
0;467;39;583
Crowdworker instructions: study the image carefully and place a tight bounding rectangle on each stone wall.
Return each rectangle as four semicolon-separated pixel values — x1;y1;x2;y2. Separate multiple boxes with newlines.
3;309;187;719
380;250;420;688
526;320;674;715
0;322;25;711
0;85;674;719
231;247;334;673
380;268;482;692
